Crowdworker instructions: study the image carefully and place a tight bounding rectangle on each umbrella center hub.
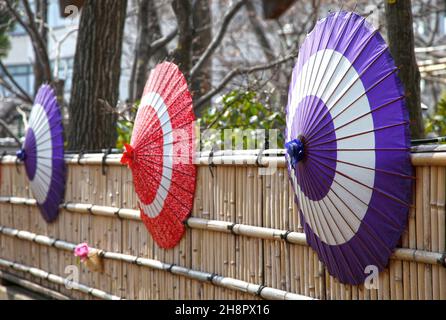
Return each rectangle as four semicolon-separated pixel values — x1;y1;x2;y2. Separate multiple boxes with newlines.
16;149;27;161
285;138;305;168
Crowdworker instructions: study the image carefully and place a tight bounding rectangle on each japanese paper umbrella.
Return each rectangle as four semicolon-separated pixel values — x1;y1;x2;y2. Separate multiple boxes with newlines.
17;84;66;223
285;11;413;285
121;62;196;249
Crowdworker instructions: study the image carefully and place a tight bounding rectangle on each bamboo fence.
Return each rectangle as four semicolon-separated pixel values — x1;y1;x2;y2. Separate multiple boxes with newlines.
0;146;445;300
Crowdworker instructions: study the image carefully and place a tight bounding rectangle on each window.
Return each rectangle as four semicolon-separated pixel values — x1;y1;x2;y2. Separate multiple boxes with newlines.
0;64;33;96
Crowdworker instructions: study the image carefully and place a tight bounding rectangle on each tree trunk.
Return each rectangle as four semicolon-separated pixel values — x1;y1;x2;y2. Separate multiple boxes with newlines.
171;0;193;76
385;0;425;139
68;0;127;150
34;0;48;95
191;0;212;111
129;0;166;102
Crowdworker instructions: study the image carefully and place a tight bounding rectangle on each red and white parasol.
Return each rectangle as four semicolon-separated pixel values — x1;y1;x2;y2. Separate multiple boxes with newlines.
121;62;196;248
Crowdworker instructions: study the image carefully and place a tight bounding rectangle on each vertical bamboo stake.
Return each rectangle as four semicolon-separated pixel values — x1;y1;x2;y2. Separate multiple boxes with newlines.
416;166;425;299
438;167;446;300
430;166;439;300
423;166;432;300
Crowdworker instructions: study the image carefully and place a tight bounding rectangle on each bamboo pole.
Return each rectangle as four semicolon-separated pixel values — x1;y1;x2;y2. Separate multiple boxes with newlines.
2;148;445;169
1;198;444;266
0;270;70;300
0;225;314;300
0;258;121;300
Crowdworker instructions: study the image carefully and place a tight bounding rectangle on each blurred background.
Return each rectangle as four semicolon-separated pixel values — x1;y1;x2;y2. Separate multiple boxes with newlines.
0;0;445;151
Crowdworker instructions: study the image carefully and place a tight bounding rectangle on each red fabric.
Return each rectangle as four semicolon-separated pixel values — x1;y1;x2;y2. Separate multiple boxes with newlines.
125;62;196;249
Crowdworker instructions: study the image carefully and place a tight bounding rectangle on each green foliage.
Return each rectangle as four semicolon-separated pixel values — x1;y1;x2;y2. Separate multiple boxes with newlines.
425;93;446;138
199;90;285;150
116;102;138;149
116;119;134;149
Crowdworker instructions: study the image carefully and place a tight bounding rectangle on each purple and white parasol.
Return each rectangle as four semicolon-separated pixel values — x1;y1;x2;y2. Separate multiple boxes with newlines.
285;11;413;285
17;85;66;222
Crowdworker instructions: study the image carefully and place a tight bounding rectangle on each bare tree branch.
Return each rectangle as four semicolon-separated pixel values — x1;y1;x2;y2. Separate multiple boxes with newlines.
0;118;21;145
0;60;33;103
245;0;275;61
5;0;52;84
189;0;246;80
151;27;178;53
195;52;297;110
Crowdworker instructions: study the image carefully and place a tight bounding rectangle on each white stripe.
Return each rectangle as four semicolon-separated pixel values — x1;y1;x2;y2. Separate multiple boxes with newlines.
138;92;173;219
27;104;52;204
288;49;375;245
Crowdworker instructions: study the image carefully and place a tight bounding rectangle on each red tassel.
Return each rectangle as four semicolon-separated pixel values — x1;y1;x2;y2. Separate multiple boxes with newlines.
121;143;135;167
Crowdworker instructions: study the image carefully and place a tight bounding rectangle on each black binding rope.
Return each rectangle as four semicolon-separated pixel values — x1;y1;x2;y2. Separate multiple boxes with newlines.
167;264;175;273
280;230;292;243
77;150;85;166
207;273;218;283
102;148;112;176
227;223;236;235
439;252;446;268
256;285;266;297
115;208;122;219
208;147;217;179
256;148;266;167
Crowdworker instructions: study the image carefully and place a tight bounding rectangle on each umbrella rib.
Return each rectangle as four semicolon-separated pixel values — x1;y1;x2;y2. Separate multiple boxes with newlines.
136;156;195;179
309;147;410;152
135;88;193;152
295;163;347;245
300;29;382;138
298;11;341;130
134;159;195;203
306;47;390;138
294;166;332;243
307;154;411;208
31;112;63;140
309;153;415;180
29;96;62;139
305;68;399;145
299;12;358;137
297;160;386;278
307;121;409;149
139;122;194;152
306;95;405;144
304;154;404;228
304;157;396;252
133;63;177;144
31;94;61;134
136;64;182;141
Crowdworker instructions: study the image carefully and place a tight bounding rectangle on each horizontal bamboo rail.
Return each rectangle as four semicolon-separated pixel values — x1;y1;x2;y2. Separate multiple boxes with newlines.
0;270;70;300
0;258;121;300
0;146;445;167
0;225;314;300
1;196;445;268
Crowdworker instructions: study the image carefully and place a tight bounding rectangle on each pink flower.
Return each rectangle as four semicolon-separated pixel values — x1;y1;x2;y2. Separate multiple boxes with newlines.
74;243;90;261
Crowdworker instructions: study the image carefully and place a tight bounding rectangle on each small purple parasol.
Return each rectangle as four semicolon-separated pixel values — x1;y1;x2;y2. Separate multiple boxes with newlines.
285;11;413;285
17;85;66;222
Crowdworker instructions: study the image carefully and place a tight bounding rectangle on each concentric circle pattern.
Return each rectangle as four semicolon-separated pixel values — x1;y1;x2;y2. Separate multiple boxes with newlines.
23;85;66;222
285;11;413;285
125;62;196;249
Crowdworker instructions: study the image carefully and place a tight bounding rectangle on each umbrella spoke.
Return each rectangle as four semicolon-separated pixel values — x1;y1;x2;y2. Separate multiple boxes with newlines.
307;121;409;149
